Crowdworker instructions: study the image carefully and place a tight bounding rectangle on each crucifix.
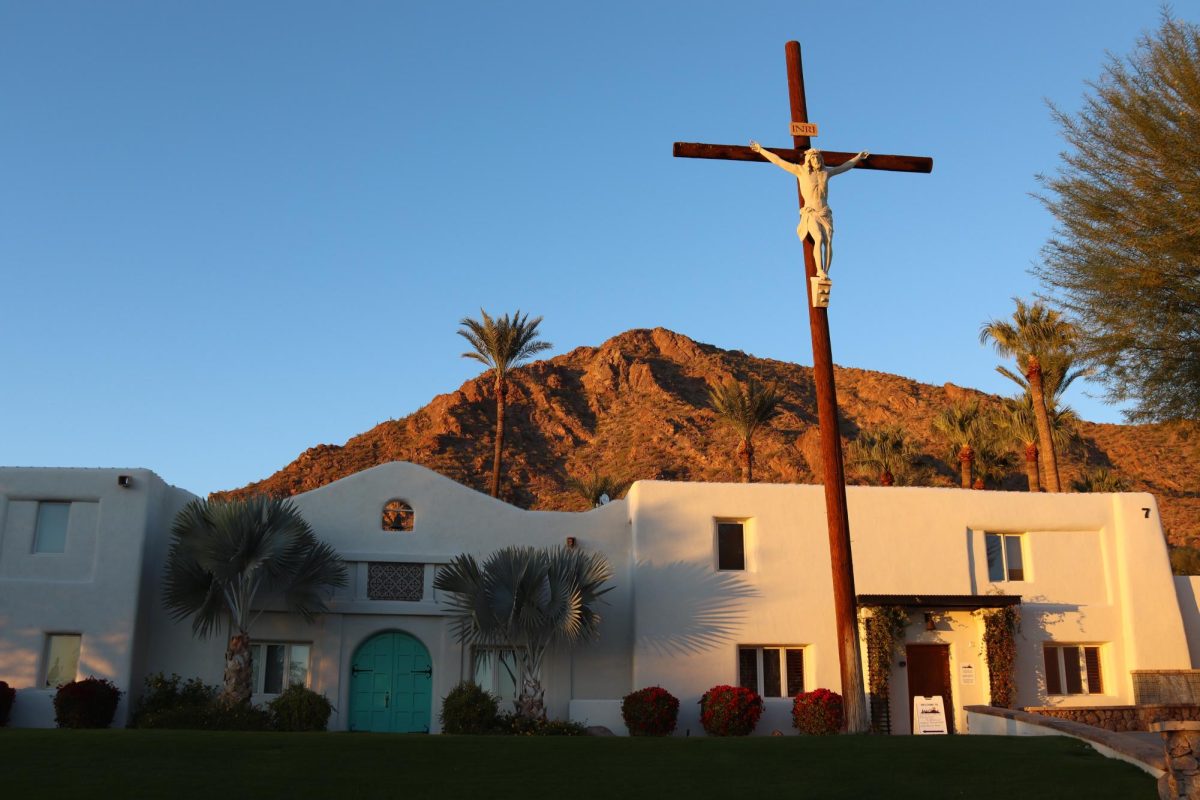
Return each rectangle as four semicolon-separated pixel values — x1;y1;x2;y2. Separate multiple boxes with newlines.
674;41;932;733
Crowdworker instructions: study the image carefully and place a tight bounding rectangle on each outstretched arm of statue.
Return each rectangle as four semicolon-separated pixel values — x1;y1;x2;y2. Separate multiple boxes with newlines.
750;140;802;175
826;150;870;177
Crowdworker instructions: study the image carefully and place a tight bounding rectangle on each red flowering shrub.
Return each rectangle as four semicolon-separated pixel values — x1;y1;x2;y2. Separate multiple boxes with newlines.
621;686;679;736
0;680;14;726
53;677;121;729
699;685;762;736
792;688;843;735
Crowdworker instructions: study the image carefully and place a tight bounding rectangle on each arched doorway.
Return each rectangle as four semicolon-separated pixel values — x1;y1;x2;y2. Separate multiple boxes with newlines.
348;631;433;733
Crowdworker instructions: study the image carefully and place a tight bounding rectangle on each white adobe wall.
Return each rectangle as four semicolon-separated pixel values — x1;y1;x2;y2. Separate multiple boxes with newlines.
0;468;194;727
1172;576;1200;668
138;462;636;731
626;481;1188;735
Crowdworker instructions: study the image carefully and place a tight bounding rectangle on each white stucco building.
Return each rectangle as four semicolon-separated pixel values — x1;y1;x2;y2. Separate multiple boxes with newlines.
3;462;1198;734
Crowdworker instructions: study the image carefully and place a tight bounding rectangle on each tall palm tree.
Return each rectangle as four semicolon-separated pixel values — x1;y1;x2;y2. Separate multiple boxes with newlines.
971;416;1018;490
980;299;1079;493
708;378;782;483
933;401;985;489
849;425;917;486
163;497;348;706
458;310;552;499
434;546;613;720
566;472;632;508
995;399;1042;492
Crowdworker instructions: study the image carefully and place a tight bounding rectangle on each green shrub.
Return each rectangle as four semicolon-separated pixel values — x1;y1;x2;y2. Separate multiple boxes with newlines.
268;684;333;731
54;677;122;729
698;684;762;737
0;680;14;726
131;673;216;729
131;672;269;730
439;681;500;735
621;686;679;736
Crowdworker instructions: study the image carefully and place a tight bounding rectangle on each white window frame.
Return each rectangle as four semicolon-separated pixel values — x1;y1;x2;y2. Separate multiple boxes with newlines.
250;641;311;696
737;645;805;698
1043;644;1103;696
984;532;1027;582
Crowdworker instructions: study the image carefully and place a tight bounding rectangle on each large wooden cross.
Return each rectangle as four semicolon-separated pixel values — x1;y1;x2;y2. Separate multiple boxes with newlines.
674;41;932;733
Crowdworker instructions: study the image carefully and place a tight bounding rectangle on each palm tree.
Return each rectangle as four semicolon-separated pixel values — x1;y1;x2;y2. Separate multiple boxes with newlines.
1072;468;1127;493
708;378;782;482
971;417;1018;490
163;496;348;706
849;425;916;486
980;299;1079;493
434;546;613;720
933;401;985;489
458;310;552;499
995;399;1042;492
566;473;631;508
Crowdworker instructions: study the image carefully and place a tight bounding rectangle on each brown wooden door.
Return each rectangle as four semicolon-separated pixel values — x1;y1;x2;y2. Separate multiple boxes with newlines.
906;644;955;734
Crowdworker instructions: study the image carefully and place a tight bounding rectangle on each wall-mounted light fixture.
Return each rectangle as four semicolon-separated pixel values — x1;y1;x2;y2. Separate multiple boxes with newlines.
924;613;936;631
565;537;577;549
117;475;132;489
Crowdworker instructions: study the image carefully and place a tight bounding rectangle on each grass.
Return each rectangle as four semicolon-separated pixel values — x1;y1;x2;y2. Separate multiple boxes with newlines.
2;729;1154;799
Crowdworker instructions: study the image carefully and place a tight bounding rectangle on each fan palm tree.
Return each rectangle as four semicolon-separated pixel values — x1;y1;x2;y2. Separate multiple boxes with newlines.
849;425;917;486
566;473;632;508
708;378;782;482
995;399;1042;492
933;401;985;489
1072;468;1127;493
163;496;348;706
971;416;1018;490
458;310;552;499
434;546;613;720
980;299;1079;493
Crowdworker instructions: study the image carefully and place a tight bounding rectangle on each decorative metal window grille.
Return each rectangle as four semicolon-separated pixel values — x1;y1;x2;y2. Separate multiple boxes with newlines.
367;562;424;601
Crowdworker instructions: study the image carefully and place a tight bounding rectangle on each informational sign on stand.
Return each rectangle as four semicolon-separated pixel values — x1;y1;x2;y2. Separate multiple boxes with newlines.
912;695;948;735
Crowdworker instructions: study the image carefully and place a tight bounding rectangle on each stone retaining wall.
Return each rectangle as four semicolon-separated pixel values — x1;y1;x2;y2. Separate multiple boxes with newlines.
1025;705;1200;732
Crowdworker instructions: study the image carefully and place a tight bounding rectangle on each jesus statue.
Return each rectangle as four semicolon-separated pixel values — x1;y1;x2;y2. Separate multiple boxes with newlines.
749;141;868;281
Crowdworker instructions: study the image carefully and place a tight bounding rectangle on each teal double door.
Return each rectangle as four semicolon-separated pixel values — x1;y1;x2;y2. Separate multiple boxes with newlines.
349;631;432;733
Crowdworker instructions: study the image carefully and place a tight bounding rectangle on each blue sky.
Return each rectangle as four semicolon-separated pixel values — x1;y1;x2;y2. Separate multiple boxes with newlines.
0;1;1181;496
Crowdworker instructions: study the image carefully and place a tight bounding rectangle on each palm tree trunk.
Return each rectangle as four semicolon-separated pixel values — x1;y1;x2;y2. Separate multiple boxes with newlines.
221;631;253;707
958;445;974;489
1024;441;1041;492
740;439;754;483
880;470;894;487
516;675;546;721
491;374;506;498
1027;359;1061;492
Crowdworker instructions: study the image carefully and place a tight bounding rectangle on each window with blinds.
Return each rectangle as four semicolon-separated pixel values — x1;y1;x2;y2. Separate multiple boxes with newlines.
738;646;805;697
1043;644;1103;695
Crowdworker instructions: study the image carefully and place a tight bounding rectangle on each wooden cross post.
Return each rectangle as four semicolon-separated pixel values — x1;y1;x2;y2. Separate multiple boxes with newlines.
673;41;932;733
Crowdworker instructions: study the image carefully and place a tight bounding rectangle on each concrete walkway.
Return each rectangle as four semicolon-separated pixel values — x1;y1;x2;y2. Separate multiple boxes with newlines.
965;705;1165;778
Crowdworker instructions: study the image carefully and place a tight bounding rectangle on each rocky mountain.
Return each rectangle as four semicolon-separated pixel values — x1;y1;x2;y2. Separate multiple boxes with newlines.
213;328;1200;546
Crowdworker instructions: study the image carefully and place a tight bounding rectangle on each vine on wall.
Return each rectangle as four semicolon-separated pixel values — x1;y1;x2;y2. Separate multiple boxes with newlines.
981;606;1021;708
865;606;909;695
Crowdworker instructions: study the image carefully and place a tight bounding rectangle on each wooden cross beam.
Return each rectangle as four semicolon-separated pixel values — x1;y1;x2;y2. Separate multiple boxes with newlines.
672;41;932;734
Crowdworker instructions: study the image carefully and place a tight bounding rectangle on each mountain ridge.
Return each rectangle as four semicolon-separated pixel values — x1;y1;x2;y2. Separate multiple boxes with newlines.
213;328;1199;546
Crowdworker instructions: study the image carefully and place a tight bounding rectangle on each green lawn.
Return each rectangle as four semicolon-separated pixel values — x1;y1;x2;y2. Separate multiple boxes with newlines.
2;730;1154;799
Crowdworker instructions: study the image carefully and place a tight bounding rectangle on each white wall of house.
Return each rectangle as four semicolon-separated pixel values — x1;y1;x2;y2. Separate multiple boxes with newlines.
2;461;1191;736
0;468;194;727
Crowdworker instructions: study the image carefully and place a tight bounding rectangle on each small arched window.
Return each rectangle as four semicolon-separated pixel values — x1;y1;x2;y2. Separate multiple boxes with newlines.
382;499;415;532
